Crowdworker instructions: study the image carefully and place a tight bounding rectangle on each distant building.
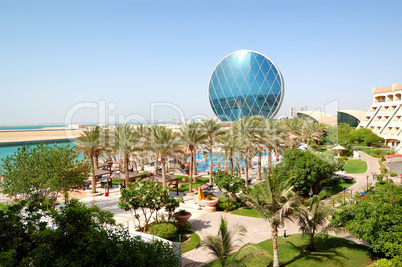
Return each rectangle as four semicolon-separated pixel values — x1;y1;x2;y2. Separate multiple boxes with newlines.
337;110;366;128
208;50;284;121
357;83;402;152
300;106;307;111
297;111;337;126
290;106;297;118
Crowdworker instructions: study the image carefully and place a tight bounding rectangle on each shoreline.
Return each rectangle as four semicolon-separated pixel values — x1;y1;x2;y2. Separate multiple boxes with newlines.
0;129;83;145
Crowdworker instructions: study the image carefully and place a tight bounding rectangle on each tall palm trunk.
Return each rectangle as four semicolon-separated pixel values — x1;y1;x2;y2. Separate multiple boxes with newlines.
208;139;213;184
257;151;262;181
244;150;249;187
162;156;167;188
124;154;130;186
154;156;158;174
193;150;197;175
267;150;272;175
189;149;194;192
91;153;97;194
271;225;279;267
229;153;233;172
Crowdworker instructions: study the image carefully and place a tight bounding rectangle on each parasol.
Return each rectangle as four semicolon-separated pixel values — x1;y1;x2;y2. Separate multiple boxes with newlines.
197;186;205;201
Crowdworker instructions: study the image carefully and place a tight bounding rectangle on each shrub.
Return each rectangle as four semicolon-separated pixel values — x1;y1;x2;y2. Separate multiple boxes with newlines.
390;173;397;177
372;150;383;158
177;221;192;233
216;196;242;212
213;171;244;201
148;223;177;240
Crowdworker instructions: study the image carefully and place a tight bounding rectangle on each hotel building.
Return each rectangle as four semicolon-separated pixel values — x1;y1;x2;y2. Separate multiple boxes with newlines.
357;84;402;152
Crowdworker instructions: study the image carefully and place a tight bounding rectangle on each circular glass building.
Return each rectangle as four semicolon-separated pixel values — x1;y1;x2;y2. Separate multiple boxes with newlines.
208;50;284;121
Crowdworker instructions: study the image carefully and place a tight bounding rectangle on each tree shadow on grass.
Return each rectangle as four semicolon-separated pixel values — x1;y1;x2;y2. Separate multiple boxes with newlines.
281;237;348;266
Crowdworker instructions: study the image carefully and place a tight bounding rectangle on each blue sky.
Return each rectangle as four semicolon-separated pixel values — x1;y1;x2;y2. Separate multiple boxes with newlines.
1;0;401;124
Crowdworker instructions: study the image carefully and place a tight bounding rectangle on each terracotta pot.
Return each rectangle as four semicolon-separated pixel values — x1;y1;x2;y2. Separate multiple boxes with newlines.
173;211;192;224
202;197;218;207
182;177;188;183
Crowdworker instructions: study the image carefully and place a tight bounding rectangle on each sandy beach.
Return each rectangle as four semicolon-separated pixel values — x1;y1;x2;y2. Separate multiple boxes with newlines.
0;129;84;144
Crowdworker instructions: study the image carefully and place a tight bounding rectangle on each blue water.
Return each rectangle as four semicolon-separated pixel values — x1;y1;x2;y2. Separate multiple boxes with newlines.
0;124;66;131
0;142;82;161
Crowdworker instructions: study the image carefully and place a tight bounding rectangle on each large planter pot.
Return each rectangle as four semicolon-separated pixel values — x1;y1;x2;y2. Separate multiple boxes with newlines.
202;197;218;212
173;211;192;225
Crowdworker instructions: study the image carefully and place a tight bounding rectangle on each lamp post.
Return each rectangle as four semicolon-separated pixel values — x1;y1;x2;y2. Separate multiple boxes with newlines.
343;186;345;204
366;175;369;192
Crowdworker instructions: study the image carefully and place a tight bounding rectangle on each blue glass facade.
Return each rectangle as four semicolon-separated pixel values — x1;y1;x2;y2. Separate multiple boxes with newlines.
208;50;284;121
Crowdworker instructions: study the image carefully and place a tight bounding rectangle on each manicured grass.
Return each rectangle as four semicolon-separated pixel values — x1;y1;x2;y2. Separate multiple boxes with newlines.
231;208;262;218
343;160;367;173
320;179;356;195
0;204;7;210
209;234;372;267
180;231;201;254
355;146;389;157
170;176;210;193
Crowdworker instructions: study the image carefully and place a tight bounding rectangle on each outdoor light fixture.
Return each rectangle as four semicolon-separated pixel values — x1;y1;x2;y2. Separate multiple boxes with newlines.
366;175;369;192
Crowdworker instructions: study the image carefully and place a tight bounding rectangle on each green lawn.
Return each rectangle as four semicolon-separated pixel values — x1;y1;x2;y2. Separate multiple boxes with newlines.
0;204;7;210
355;146;389;157
170;176;210;193
320;179;356;195
180;231;201;254
231;208;262;218
210;234;373;266
343;160;368;173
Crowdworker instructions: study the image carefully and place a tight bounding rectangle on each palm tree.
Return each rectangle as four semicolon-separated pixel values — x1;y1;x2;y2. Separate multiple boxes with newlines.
234;116;264;187
219;131;241;173
302;121;327;149
241;171;300;267
281;117;305;147
76;126;106;194
202;119;224;185
179;122;207;192
111;124;142;185
297;194;339;251
197;216;267;267
149;126;182;187
262;119;289;176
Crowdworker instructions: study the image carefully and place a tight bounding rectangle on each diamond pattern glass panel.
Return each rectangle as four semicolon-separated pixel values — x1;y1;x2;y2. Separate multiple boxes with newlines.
208;50;284;121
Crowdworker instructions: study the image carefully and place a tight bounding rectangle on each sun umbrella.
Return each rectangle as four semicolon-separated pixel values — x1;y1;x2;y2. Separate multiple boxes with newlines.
184;163;190;166
197;186;205;201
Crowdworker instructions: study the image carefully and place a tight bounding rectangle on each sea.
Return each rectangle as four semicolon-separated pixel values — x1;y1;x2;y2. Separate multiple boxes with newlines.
0;124;75;161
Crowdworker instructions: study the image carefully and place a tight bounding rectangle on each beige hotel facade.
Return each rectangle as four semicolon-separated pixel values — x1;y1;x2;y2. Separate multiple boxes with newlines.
357;83;402;153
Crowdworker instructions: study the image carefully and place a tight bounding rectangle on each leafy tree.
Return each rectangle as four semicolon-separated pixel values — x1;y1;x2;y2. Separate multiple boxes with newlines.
326;123;353;146
0;199;180;266
337;183;402;260
276;149;336;194
213;170;244;202
296;194;341;251
0;144;89;203
241;171;300;267
197;216;267;266
349;128;385;147
119;180;182;229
